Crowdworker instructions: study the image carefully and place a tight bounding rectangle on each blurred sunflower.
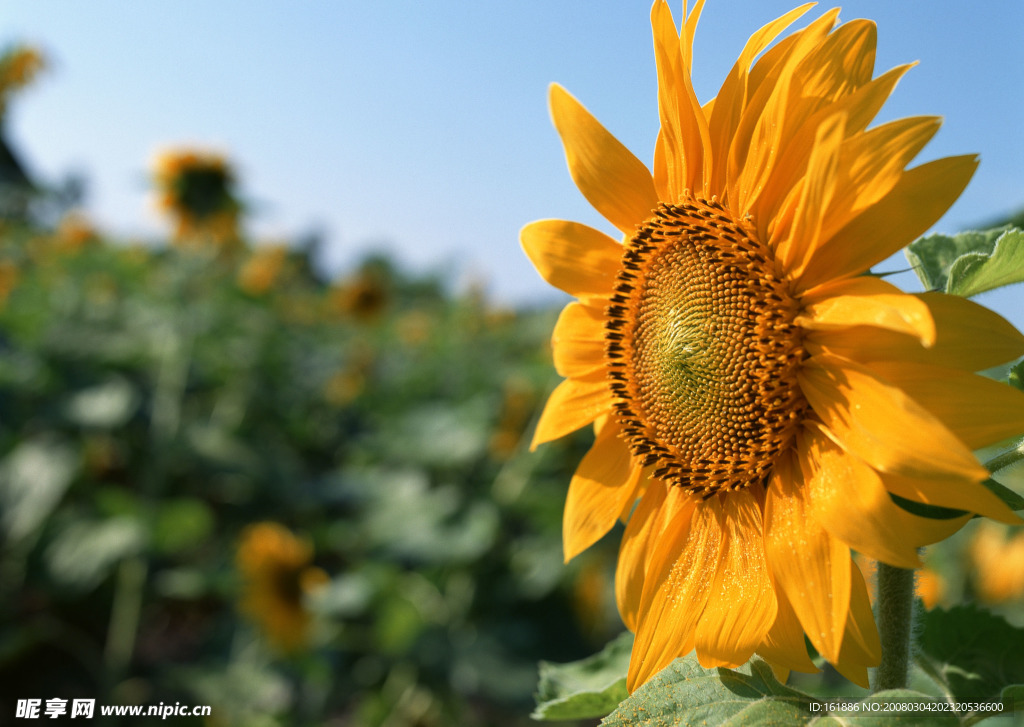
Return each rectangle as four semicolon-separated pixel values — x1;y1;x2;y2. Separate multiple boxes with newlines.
237;244;289;295
523;1;1024;690
969;521;1024;604
152;149;242;249
0;45;45;117
236;522;329;654
0;259;17;307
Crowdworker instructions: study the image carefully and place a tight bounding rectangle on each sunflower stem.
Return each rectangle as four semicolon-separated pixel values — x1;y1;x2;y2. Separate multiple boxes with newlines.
872;562;915;692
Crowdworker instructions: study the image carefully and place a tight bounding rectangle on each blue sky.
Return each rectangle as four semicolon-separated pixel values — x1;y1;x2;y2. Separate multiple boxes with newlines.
2;1;1022;325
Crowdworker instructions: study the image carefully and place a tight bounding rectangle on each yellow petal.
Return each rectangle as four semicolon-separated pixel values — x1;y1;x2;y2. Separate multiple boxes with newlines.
759;63;916;237
764;451;851;663
774;111;846;277
707;4;815;191
799;353;988;483
799;155;979;290
801;427;971;569
694;491;777;668
821;116;941;240
549;84;658;235
756;583;819;674
552;302;607;378
627;492;709;692
729;9;840;216
806;292;1024;371
832;559;881;687
797;276;935;346
616;480;674;631
531;372;610;450
521;219;620;300
869;361;1024;452
651;0;712;199
564;424;642;562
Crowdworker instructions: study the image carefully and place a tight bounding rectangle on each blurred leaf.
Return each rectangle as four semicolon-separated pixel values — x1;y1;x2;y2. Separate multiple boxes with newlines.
0;436;77;542
601;655;815;726
947;228;1024;297
46;517;146;590
309;573;374;618
1009;360;1024;392
533;631;632;721
916;605;1024;712
64;375;139;428
153;498;215;554
812;691;957;726
905;227;1007;292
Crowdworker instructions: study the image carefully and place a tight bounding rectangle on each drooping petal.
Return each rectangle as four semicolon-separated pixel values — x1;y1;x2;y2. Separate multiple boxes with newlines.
694;491;777;668
521;219;620;301
869;361;1024;452
799;353;988;483
801;427;971;569
651;0;712;199
564;422;642;562
799;155;979;290
531;371;611;450
549;84;659;234
552;302;608;378
627;493;711;692
832;559;881;687
764;451;851;664
616;480;675;631
756;583;819;674
806;292;1024;371
797;276;935;346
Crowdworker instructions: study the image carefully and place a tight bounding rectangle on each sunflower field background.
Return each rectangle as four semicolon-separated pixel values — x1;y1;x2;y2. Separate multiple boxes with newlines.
2;25;1024;727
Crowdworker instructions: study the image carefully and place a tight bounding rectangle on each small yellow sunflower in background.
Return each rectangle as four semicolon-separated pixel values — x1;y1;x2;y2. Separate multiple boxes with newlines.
0;45;45;117
236;522;329;654
237;244;290;295
969;521;1024;605
152;148;242;248
523;1;1024;690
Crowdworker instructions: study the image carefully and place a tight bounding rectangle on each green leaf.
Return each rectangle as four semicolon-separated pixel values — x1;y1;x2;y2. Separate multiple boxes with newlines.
812;690;957;726
947;228;1024;297
45;517;146;590
916;604;1024;713
600;655;816;726
905;227;1007;292
0;437;78;542
533;631;632;721
152;498;215;554
1009;360;1024;393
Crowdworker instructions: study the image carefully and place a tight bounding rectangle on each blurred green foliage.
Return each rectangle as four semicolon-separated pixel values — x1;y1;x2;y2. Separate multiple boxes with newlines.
0;223;623;726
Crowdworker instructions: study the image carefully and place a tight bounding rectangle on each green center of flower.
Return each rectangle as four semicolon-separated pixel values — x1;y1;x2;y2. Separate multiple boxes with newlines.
606;198;806;495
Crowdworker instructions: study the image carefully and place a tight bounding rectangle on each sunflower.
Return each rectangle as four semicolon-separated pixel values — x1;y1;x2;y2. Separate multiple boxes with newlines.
152;149;242;248
236;522;328;653
522;1;1024;690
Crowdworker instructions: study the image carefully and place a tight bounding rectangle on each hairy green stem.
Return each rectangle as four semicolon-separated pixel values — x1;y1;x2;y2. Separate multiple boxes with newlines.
983;440;1024;476
872;562;916;692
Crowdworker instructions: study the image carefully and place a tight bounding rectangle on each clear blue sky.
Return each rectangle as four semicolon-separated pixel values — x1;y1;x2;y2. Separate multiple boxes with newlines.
2;1;1022;326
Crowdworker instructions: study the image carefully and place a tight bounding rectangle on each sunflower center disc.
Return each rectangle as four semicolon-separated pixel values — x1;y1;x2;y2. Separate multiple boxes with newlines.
605;198;806;495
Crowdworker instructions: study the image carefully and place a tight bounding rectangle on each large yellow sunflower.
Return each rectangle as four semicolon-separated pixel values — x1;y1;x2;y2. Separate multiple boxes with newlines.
522;1;1024;691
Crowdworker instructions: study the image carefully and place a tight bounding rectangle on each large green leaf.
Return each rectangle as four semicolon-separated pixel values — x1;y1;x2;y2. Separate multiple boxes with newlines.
916;605;1024;715
905;227;1007;292
533;631;632;720
600;655;816;726
0;437;77;542
946;229;1024;297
